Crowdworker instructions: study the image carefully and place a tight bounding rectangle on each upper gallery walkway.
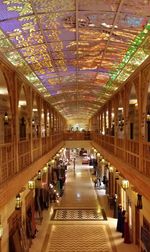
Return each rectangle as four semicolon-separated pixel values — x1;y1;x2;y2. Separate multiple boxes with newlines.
30;157;138;252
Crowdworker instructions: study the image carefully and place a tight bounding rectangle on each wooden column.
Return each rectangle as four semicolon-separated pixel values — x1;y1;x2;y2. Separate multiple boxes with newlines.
122;88;126;160
28;88;33;163
114;96;118;156
38;97;42;156
138;71;144;173
108;101;112;135
13;74;19;173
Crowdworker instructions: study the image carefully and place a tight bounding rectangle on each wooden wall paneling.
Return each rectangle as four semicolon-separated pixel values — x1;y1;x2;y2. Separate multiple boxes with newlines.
134;72;143;173
28;88;33;163
37;96;42;158
141;63;150;175
113;94;119;156
1;68;16;179
108;101;111;134
124;81;132;140
121;88;126;159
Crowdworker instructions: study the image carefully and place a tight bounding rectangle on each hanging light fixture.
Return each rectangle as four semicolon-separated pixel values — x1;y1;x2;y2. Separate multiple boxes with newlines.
43;166;48;173
15;194;22;210
32;118;35;127
37;170;42;180
28;180;35;190
109;165;114;173
4;112;9;125
146;111;150;122
122;179;129;190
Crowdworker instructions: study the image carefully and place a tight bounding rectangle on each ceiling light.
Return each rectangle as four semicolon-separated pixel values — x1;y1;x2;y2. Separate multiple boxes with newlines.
0;87;8;95
88;23;95;27
101;22;118;28
129;99;138;105
18;100;27;106
122;180;129;190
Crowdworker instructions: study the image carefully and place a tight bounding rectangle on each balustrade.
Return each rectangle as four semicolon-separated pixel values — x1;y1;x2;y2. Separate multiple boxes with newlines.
1;130;150;187
64;131;91;141
143;142;150;176
33;138;41;161
93;133;146;176
0;143;15;185
18;140;31;170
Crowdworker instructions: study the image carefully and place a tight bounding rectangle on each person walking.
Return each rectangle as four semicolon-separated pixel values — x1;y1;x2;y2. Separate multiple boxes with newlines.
116;204;122;232
73;157;76;170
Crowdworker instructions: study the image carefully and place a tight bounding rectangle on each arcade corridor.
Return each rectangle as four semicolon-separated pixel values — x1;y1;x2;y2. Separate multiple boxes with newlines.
30;158;138;252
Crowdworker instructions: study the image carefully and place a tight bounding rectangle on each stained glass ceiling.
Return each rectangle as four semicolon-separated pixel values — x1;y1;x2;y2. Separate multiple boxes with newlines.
0;0;150;127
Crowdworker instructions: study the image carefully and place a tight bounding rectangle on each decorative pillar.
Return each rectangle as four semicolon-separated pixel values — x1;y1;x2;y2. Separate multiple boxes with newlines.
108;165;114;197
138;71;144;173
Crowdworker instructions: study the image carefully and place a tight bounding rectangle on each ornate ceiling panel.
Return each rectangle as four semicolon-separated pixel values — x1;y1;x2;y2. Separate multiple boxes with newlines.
0;0;150;127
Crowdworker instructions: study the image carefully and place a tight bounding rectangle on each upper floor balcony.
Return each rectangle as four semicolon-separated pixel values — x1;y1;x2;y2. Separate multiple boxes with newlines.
64;131;91;141
1;130;150;206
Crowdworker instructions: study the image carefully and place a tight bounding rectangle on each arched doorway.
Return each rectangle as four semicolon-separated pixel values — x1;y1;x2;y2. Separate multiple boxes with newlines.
18;86;28;140
0;70;12;143
117;95;124;139
127;85;139;140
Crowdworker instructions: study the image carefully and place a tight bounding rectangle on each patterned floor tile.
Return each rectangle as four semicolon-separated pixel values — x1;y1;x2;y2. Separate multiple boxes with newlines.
46;224;114;252
51;208;106;221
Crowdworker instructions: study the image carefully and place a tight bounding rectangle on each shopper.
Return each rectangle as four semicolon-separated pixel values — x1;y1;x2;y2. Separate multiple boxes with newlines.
116;204;122;232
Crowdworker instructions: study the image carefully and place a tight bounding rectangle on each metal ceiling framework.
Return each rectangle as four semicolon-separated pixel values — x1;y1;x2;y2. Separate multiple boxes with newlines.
0;0;150;128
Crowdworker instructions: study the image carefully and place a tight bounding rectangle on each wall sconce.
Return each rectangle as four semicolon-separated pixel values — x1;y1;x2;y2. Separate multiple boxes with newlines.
51;159;55;164
146;111;150;122
32;118;35;127
43;166;48;173
4;112;9;125
109;166;114;173
28;180;35;190
122;180;129;190
97;153;100;157
15;194;22;210
37;170;42;180
137;194;143;209
0;217;3;239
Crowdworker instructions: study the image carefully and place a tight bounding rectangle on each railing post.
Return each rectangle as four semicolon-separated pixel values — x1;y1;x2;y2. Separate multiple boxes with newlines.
13;74;19;173
138;71;144;173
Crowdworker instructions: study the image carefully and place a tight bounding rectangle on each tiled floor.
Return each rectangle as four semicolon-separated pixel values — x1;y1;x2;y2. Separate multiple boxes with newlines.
30;158;139;252
52;208;105;220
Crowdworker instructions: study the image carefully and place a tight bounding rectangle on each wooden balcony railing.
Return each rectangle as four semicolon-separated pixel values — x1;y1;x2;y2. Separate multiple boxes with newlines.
64;131;91;141
18;140;31;170
0;132;63;186
0;143;15;184
1;130;150;187
33;138;41;161
143;142;150;176
91;132;147;176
